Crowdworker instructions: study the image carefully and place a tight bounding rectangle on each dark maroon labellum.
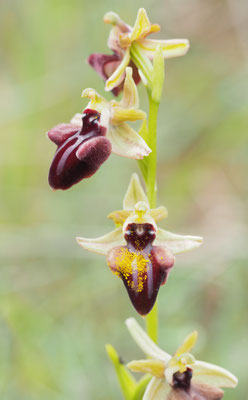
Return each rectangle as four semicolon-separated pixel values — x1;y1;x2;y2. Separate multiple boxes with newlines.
48;109;112;190
173;368;192;391
108;223;174;315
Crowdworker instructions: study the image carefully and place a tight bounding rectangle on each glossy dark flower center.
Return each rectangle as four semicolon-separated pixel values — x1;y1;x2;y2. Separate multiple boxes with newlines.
124;223;156;250
173;368;193;390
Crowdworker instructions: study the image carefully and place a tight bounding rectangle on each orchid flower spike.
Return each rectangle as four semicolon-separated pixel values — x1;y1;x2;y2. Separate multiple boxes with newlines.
77;174;202;315
47;68;150;190
88;8;189;95
126;318;238;400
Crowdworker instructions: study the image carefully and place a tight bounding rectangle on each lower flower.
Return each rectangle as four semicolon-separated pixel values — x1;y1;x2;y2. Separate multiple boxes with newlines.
126;318;238;400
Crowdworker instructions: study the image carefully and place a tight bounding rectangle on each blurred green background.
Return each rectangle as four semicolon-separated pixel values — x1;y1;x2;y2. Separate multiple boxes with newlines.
0;0;247;399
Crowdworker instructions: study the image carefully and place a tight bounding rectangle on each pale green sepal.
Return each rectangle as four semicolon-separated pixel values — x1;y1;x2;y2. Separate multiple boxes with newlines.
123;174;149;210
192;360;238;388
127;359;165;378
155;228;203;254
175;331;198;356
125;318;171;363
106;344;137;400
133;374;152;400
107;123;151;160
152;45;165;103
76;227;124;256
139;38;190;59
150;206;168;223
143;377;171;400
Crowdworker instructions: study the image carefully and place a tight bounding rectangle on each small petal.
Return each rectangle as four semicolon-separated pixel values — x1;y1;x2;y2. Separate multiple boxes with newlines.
119;66;140;109
138;38;190;59
111;107;146;125
107;209;132;225
149;206;168;223
105;49;130;92
107;123;151;160
47;124;79;145
175;331;198;357
127;359;165;378
192;360;238;388
156;228;203;254
76;227;124;256
123;173;149;210
125;318;171;362
143;377;171;400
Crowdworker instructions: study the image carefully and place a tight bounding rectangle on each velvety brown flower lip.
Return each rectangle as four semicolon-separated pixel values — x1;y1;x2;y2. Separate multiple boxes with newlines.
48;109;112;190
108;222;174;315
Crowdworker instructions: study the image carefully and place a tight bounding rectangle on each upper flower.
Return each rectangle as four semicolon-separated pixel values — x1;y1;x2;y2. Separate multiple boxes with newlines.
77;173;202;315
88;8;189;95
126;318;238;400
47;68;150;190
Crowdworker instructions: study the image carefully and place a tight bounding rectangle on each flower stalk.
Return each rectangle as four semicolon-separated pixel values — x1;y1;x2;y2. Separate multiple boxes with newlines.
132;43;165;343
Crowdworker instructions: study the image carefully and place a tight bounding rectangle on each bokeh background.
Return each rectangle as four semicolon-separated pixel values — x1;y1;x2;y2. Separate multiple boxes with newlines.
0;0;247;399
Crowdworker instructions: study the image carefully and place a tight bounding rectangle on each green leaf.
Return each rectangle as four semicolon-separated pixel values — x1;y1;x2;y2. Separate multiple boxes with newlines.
106;344;137;400
133;374;152;400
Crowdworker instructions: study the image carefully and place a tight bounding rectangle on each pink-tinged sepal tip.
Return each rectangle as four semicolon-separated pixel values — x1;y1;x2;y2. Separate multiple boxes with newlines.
48;109;112;190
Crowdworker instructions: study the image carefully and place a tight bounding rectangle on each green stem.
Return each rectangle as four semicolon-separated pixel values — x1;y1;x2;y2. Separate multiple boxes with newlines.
145;94;159;344
146;95;159;209
131;42;161;344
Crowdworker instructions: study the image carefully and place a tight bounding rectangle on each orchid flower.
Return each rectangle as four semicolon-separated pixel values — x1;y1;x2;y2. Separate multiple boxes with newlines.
126;318;238;400
77;174;202;315
88;8;189;95
47;67;150;190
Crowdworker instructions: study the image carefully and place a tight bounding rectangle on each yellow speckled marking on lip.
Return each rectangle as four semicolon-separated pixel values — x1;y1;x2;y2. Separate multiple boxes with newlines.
111;247;150;292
